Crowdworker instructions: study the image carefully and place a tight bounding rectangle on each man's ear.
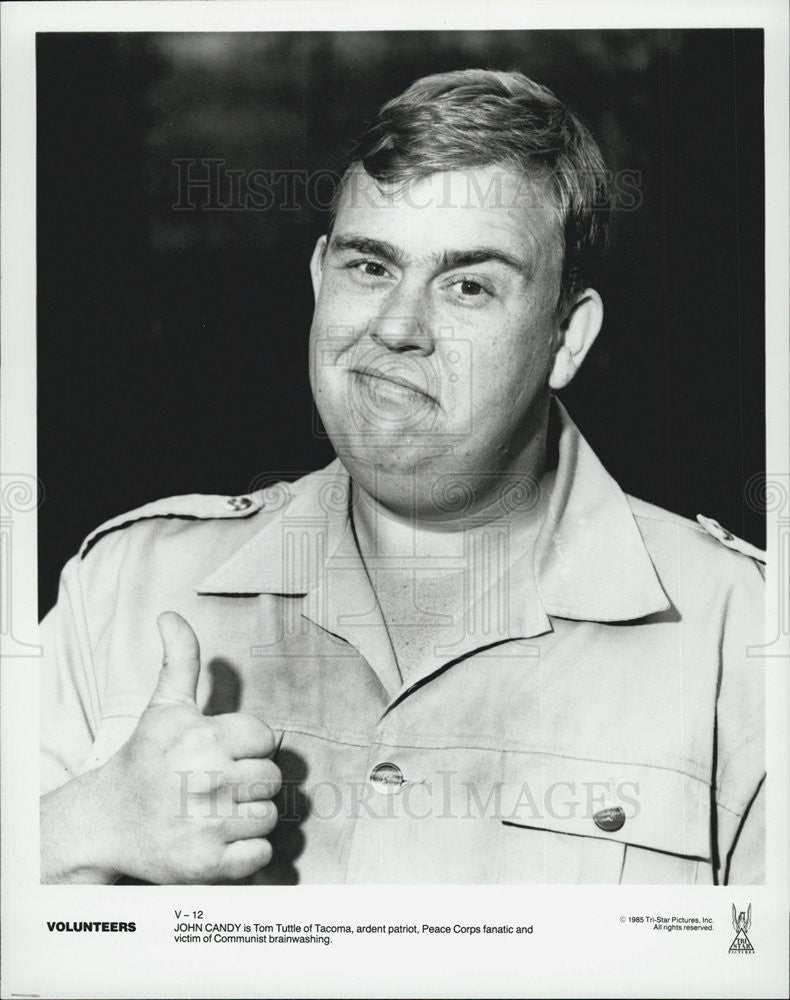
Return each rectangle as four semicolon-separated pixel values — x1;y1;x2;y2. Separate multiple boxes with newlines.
548;288;604;390
310;235;328;300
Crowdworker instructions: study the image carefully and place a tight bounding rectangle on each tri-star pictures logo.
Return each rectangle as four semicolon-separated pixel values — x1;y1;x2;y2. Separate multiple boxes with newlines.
728;903;754;954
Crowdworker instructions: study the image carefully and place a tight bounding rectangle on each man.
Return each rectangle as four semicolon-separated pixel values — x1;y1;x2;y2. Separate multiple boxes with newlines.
40;69;764;885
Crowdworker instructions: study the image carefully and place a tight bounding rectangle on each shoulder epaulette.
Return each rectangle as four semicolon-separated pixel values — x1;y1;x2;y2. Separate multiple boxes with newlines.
79;491;266;560
696;514;766;564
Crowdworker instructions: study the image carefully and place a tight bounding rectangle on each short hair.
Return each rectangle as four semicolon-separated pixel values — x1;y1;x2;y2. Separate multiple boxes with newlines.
330;68;610;313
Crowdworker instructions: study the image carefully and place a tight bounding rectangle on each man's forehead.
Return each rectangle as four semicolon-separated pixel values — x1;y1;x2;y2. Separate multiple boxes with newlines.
333;164;562;259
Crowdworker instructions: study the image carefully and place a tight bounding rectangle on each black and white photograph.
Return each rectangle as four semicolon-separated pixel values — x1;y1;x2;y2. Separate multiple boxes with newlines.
2;2;788;998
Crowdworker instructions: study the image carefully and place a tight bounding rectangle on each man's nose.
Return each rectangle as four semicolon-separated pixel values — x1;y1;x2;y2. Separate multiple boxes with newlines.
368;284;434;355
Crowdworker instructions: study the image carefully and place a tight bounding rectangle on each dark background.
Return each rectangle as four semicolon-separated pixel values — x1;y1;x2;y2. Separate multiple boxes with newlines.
37;30;765;617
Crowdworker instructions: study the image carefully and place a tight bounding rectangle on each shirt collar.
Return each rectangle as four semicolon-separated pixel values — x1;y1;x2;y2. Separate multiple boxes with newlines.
196;398;669;625
196;461;403;694
536;398;669;621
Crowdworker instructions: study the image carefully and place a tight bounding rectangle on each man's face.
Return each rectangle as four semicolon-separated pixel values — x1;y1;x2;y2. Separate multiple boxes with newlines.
309;164;566;519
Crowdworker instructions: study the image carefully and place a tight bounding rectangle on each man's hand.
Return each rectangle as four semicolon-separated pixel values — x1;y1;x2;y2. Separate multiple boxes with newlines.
41;612;280;884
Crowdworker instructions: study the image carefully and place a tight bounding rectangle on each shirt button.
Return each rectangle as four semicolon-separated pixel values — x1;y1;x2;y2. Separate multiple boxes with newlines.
698;514;734;542
593;806;626;832
709;517;734;540
369;762;404;795
226;496;252;511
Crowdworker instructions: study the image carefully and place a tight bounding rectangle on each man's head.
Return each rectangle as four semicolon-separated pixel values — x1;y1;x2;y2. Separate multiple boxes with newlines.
308;69;609;520
330;69;610;316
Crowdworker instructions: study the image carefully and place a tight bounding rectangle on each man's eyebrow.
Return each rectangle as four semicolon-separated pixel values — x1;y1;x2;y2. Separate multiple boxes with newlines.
435;247;533;278
328;234;405;266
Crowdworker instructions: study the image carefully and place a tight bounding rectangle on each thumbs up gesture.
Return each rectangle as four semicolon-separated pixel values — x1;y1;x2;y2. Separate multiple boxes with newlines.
92;611;280;884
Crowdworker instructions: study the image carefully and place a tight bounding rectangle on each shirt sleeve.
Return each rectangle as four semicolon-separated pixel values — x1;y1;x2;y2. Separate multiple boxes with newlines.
713;557;766;885
40;554;101;795
724;779;765;884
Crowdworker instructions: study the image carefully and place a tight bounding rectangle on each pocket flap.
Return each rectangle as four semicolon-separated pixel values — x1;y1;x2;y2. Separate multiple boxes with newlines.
500;754;711;861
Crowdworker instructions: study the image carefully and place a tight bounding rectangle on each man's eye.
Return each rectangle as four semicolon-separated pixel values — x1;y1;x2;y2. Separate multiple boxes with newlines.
349;260;389;280
447;276;493;303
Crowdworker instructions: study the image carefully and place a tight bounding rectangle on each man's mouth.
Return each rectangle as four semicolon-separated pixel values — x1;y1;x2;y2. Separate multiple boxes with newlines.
350;367;437;404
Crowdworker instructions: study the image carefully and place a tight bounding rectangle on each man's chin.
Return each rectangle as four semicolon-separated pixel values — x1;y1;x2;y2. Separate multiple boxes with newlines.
333;433;456;474
335;442;494;520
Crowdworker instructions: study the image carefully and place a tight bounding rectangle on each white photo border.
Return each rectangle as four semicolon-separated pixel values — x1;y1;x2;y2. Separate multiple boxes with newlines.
2;3;788;998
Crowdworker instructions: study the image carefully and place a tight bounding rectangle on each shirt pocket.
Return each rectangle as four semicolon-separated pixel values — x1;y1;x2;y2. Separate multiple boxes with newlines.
498;754;712;884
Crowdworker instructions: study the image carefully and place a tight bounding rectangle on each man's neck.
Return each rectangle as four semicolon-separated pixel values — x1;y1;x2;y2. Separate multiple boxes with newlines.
351;455;553;567
350;452;556;684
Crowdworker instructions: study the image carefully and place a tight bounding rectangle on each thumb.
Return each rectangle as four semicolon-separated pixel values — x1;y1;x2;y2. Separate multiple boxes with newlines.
152;611;201;705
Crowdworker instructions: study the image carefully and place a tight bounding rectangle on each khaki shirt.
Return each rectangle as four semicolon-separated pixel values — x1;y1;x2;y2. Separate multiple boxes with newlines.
40;402;765;884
